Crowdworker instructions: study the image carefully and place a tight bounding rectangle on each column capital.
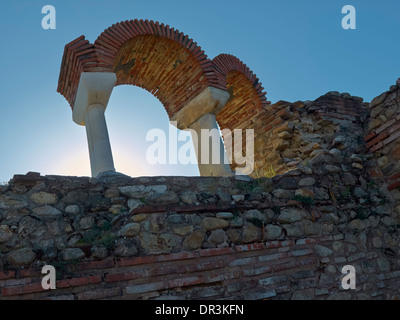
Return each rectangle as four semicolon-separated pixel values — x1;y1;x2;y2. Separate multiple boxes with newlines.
170;86;230;130
73;72;117;125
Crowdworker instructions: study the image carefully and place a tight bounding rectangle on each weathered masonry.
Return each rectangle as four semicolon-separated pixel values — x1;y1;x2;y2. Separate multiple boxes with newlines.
57;19;268;178
1;18;400;300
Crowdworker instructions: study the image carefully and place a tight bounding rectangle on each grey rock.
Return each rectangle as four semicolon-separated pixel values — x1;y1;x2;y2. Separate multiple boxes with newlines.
353;187;366;198
216;212;234;220
79;216;95;230
18;216;47;238
244;209;266;223
216;190;232;203
0;225;13;242
65;205;80;214
91;245;108;259
276;177;298;189
369;91;388;108
325;165;341;173
284;223;303;237
104;188;120;199
314;245;333;257
376;258;390;271
302;221;322;235
33;205;62;218
327;292;352;300
180;191;198;205
118;223;140;237
172;225;193;236
208;229;227;244
0;194;28;210
272;189;293;199
166;214;183;225
114;240;138;257
298;177;316;187
62;248;85;261
291;289;314;300
6;248;36;266
30;192;58;205
182;229;205;250
277;208;307;224
118;185;167;198
232;195;245;202
348;219;370;230
341;173;356;186
242;223;262;243
226;229;241;244
203;217;229;231
145;191;179;206
43;245;58;259
140;233;180;254
127;199;145;211
265;224;282;240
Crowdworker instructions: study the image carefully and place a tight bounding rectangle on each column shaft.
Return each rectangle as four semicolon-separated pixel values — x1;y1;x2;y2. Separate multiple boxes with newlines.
189;113;233;177
84;103;115;177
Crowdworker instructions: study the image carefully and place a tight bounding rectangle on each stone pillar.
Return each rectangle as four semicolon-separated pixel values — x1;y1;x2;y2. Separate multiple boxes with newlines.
84;104;115;177
189;113;233;177
72;72;117;178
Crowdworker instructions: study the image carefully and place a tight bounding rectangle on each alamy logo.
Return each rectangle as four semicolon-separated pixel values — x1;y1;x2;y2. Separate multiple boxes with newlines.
146;121;254;175
341;5;356;30
41;5;56;30
341;265;356;290
41;264;56;290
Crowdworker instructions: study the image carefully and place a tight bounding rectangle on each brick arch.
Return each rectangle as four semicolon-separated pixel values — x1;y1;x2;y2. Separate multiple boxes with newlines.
211;54;269;171
212;54;269;132
57;19;219;119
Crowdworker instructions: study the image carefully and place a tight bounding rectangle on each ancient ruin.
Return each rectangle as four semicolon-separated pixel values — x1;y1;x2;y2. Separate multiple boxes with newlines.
1;19;400;300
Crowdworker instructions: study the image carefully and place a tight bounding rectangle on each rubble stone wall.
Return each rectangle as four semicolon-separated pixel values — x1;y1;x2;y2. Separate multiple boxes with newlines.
1;79;400;300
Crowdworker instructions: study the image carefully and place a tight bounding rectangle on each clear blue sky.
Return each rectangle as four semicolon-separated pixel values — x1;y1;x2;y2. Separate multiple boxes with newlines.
1;0;399;183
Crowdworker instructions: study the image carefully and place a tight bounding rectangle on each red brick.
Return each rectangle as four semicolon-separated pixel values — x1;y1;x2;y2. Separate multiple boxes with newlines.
106;270;146;283
299;257;317;266
242;265;273;276
366;132;389;148
199;247;234;257
78;259;115;270
168;276;203;288
77;287;121;300
389;171;400;181
265;240;294;249
2;282;43;297
1;285;24;296
118;255;158;267
295;238;317;245
375;118;397;134
388;181;400;191
229;257;258;267
235;243;265;252
272;260;297;272
57;276;89;288
125;281;165;294
0;270;15;280
367;168;383;178
89;275;102;284
383;129;400;146
19;268;42;278
202;273;225;283
364;131;377;142
370;141;383;152
157;251;198;262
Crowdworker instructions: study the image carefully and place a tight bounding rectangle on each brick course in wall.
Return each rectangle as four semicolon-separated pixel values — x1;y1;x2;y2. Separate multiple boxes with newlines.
1;131;400;300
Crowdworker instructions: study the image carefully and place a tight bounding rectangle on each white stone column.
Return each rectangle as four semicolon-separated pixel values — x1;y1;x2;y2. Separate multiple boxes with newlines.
72;72;117;178
189;113;233;177
84;104;115;177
